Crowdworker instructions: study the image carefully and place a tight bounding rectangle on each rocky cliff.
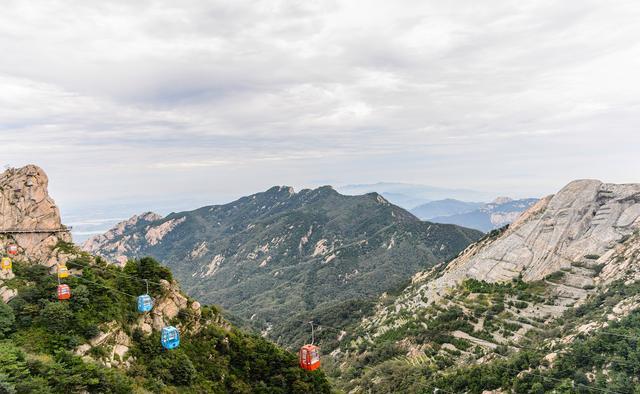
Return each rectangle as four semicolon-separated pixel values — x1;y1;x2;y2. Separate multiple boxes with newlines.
422;180;640;297
0;165;72;303
82;212;162;266
362;180;640;335
0;165;71;262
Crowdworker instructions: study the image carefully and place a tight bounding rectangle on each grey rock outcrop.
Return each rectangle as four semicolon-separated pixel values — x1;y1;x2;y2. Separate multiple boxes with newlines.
0;165;72;303
430;180;640;289
0;165;71;263
357;179;640;347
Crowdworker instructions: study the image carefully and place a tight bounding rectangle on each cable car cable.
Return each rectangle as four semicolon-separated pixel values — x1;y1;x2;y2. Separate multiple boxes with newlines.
68;273;206;323
65;259;165;287
70;274;139;298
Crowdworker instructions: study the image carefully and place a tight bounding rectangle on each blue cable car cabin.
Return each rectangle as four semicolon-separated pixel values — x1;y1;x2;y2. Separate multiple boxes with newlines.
137;294;153;312
161;326;180;350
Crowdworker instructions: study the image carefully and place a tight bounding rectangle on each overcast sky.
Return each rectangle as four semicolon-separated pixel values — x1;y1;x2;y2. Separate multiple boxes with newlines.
1;0;639;214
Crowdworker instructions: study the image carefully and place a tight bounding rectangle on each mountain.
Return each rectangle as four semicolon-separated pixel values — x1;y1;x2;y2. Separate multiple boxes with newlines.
0;165;330;393
379;192;431;210
426;197;538;232
337;182;496;209
0;165;72;262
329;179;640;392
83;186;483;340
410;199;484;220
0;165;73;303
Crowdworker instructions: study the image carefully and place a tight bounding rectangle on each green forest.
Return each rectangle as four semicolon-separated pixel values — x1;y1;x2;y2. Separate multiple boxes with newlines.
0;251;330;393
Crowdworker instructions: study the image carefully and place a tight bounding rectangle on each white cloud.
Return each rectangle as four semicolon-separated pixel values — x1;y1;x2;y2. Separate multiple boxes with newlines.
0;0;639;211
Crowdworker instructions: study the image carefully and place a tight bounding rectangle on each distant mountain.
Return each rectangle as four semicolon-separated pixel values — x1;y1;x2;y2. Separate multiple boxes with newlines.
427;197;538;232
337;182;496;209
379;192;430;210
410;199;484;220
83;186;482;339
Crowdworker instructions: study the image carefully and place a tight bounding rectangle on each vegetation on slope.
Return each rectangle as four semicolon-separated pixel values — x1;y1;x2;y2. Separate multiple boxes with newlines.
86;186;483;341
330;275;640;393
0;253;330;393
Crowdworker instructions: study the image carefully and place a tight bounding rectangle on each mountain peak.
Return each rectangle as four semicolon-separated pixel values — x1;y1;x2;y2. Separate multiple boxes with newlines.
265;185;296;195
491;196;513;204
83;184;483;338
0;164;71;263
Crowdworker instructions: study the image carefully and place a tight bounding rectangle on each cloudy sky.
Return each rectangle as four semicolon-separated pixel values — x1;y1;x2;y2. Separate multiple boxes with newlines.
1;0;639;218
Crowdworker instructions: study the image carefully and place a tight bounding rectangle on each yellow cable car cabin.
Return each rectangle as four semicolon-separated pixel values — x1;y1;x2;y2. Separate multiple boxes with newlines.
57;264;69;279
1;257;11;271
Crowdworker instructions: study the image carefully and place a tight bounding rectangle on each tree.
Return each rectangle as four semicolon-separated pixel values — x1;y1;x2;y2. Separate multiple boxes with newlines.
39;301;73;331
0;302;15;338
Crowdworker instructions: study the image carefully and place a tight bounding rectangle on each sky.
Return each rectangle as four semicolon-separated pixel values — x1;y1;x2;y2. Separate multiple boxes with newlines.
1;0;639;224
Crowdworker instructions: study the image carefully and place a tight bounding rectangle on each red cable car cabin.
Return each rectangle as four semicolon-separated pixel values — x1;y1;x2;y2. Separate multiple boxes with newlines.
7;244;18;256
57;284;71;300
299;344;321;371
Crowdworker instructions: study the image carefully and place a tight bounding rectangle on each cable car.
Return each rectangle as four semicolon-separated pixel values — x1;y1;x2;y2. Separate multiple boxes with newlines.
6;244;18;256
57;264;69;279
0;257;11;271
137;294;153;312
57;284;71;300
161;326;180;350
299;344;321;371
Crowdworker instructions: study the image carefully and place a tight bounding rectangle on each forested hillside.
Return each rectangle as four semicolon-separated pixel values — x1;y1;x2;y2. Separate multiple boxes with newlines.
0;244;330;393
84;186;482;339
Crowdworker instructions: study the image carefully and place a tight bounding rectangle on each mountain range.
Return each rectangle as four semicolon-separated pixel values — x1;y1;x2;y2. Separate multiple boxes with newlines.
412;197;539;232
337;182;498;209
82;186;483;341
0;165;330;393
4;165;640;392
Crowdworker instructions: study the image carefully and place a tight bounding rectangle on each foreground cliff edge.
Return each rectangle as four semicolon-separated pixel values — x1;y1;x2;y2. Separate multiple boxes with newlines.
0;165;330;393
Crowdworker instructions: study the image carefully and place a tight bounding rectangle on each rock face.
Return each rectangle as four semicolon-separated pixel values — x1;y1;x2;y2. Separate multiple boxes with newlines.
0;165;72;303
0;165;71;263
336;180;640;392
82;212;162;266
360;180;640;337
433;180;640;288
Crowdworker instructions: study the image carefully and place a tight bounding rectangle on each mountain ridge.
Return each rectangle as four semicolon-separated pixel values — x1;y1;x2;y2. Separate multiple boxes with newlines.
83;184;483;339
415;197;539;232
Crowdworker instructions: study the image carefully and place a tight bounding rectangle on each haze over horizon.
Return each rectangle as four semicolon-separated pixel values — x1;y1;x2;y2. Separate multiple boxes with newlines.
2;1;639;225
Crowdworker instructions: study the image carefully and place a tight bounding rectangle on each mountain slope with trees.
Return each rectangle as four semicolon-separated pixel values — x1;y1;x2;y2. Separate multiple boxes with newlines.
326;179;640;392
0;247;330;393
84;186;483;338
